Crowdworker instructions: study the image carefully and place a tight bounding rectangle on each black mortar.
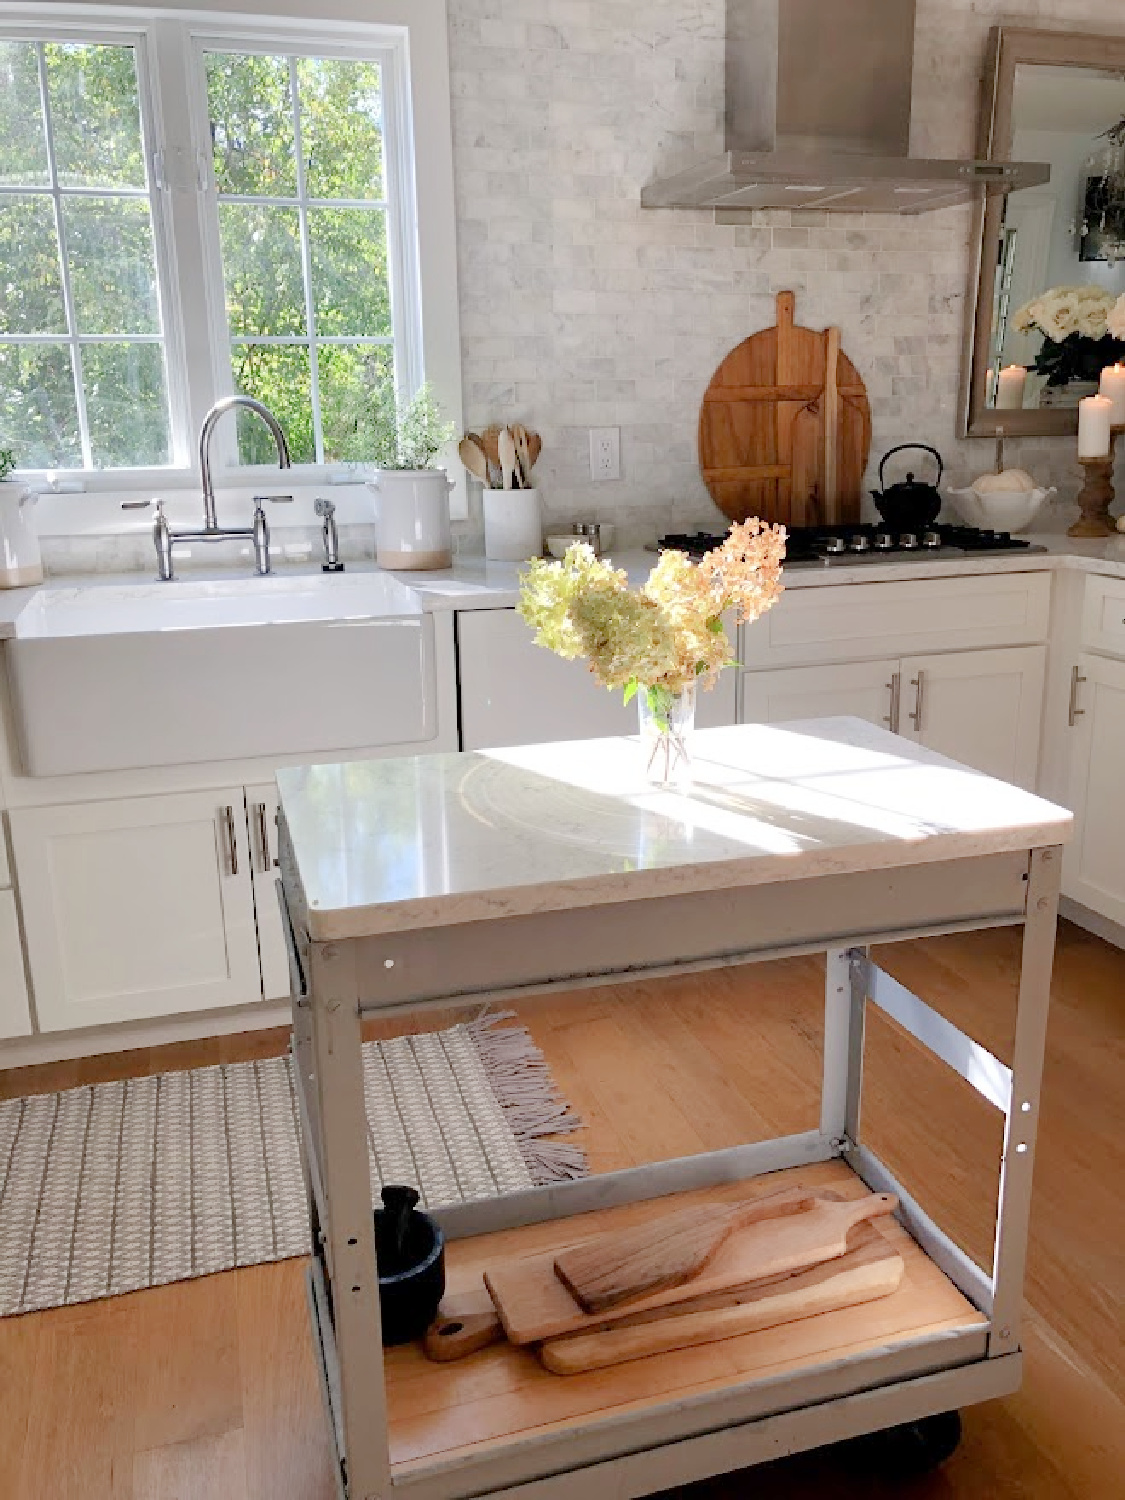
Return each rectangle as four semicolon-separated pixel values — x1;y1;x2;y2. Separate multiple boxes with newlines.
374;1184;446;1346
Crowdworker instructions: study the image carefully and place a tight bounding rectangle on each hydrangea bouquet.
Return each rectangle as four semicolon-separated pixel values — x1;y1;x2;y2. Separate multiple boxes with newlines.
1012;285;1125;387
518;520;786;785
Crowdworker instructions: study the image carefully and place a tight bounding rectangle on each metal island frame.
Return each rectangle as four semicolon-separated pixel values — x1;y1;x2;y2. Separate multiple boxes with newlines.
276;719;1073;1500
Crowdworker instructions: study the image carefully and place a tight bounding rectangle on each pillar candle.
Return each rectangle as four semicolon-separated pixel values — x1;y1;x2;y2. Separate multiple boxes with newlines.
1078;394;1113;459
995;365;1027;410
1099;363;1125;426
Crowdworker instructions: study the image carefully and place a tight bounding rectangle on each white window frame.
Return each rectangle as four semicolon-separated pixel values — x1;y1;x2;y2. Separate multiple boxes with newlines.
0;0;465;529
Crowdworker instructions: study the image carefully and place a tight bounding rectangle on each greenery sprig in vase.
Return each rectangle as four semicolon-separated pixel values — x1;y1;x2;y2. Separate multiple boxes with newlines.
0;448;16;483
517;521;786;786
368;382;455;472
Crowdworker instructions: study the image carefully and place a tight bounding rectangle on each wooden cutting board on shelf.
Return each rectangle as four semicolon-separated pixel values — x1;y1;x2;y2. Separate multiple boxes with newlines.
484;1190;897;1347
699;290;871;528
540;1224;905;1375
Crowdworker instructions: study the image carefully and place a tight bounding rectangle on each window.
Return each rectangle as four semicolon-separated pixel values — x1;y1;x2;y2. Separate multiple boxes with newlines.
0;38;173;469
202;47;397;466
0;8;459;494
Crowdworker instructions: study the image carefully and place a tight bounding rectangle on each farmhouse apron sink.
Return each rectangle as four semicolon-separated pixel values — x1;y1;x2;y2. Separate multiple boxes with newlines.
8;572;437;776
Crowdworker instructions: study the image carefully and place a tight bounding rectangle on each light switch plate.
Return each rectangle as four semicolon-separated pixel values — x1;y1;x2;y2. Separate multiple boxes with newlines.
589;427;621;482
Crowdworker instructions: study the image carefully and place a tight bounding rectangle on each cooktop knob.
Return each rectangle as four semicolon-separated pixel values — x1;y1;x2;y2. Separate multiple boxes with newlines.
874;532;895;550
824;536;847;554
899;533;919;549
922;531;942;548
849;534;870;552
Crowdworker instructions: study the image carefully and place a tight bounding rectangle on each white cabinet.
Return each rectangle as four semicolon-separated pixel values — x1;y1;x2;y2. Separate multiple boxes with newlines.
10;791;264;1031
0;890;31;1038
741;660;899;730
899;646;1046;790
741;646;1046;790
458;608;737;751
1064;654;1125;925
246;782;290;1004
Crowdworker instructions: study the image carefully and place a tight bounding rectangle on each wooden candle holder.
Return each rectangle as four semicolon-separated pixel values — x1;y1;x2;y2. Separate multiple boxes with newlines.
1070;426;1120;538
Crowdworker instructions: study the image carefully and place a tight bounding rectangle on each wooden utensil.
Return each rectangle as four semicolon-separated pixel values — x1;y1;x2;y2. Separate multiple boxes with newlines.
512;423;534;487
458;436;489;487
698;290;870;527
528;431;542;468
541;1228;904;1375
479;426;502;466
498;427;519;490
554;1186;816;1314
485;1190;897;1346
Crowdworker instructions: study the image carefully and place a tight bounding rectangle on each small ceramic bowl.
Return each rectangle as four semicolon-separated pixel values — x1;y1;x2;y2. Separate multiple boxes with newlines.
946;485;1056;534
545;534;578;559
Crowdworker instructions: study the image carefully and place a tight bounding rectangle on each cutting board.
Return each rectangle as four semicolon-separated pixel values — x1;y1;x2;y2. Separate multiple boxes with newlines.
699;290;871;527
540;1225;904;1374
554;1185;817;1313
484;1190;897;1346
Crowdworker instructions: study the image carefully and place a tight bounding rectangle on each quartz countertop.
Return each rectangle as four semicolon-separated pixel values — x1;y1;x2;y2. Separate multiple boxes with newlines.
278;718;1072;942
2;533;1124;639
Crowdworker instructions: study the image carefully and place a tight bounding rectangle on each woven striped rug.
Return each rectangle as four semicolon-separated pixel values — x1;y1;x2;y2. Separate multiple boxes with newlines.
0;1013;584;1317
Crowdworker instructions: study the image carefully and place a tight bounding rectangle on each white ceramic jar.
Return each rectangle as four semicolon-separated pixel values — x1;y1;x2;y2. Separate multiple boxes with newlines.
483;488;542;562
0;481;44;588
368;469;454;570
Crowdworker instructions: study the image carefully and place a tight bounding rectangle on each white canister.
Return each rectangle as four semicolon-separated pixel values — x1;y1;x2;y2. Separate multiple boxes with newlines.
0;482;44;589
368;469;454;570
483;489;542;562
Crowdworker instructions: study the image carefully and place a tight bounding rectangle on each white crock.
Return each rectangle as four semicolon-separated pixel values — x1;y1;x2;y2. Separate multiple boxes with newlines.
368;469;454;570
0;482;44;589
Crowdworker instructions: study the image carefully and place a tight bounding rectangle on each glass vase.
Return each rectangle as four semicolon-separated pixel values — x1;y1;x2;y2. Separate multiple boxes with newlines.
637;682;696;788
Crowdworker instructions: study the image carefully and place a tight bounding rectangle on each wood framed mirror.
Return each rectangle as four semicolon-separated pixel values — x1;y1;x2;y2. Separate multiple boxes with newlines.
962;27;1125;437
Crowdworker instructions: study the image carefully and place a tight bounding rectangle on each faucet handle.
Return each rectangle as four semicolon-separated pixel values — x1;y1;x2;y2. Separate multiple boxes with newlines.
255;493;294;504
314;498;335;518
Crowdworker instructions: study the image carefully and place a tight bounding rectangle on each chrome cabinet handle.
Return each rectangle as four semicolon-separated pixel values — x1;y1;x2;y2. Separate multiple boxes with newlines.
908;670;925;732
254;801;275;874
884;672;901;733
222;805;239;875
1068;665;1087;727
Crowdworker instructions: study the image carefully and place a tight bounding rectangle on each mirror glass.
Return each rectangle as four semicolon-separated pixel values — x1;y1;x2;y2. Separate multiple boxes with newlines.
987;63;1125;414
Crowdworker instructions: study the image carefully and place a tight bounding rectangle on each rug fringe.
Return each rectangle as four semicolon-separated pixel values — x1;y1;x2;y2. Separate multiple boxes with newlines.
463;1010;588;1184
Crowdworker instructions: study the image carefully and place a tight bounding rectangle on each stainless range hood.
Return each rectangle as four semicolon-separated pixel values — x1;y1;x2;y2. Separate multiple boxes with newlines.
641;0;1049;215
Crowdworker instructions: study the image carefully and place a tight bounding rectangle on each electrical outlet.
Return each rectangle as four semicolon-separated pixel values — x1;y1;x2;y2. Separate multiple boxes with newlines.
589;427;621;482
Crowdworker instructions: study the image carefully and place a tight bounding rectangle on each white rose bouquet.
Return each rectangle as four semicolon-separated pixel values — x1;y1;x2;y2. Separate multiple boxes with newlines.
1012;285;1125;386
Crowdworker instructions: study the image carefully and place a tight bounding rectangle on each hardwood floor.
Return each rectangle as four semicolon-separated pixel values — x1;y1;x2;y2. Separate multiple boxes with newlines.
0;919;1121;1498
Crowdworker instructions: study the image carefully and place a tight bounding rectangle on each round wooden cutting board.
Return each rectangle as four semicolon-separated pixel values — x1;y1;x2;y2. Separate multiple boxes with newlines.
699;290;871;528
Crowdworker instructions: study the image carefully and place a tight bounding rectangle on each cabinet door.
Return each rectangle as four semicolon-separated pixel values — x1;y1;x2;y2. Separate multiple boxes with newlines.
0;890;31;1038
457;608;735;750
899;646;1046;789
1064;655;1125;924
740;660;899;729
246;782;290;1003
10;791;262;1031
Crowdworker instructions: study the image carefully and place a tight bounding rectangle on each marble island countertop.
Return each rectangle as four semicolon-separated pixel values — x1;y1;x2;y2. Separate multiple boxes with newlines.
1;532;1124;639
278;718;1073;942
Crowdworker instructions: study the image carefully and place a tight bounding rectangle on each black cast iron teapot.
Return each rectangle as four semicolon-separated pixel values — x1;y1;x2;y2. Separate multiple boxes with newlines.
870;444;944;533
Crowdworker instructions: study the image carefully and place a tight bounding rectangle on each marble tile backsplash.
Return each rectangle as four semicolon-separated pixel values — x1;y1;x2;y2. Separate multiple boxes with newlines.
448;0;1125;545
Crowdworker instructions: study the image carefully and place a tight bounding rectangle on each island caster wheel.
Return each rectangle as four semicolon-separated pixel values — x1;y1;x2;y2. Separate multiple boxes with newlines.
873;1409;963;1477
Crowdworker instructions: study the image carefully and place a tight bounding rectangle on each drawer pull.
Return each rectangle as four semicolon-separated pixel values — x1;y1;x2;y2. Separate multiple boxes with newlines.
1068;665;1087;727
255;801;275;874
908;670;925;732
222;804;239;875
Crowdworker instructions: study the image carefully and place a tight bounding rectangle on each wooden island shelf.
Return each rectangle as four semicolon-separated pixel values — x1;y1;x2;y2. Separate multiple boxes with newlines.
277;720;1071;1500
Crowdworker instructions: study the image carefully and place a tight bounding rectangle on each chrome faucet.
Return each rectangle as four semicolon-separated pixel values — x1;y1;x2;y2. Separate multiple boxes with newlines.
153;395;292;581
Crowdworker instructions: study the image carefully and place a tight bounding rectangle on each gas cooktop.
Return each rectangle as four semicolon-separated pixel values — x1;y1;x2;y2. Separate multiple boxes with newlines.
656;524;1046;568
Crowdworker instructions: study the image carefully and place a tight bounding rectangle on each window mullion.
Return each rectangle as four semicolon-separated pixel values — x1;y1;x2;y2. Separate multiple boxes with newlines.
289;56;323;465
36;41;94;469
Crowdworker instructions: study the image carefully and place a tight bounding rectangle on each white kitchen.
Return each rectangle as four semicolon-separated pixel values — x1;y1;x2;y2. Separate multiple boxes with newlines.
0;2;1122;1498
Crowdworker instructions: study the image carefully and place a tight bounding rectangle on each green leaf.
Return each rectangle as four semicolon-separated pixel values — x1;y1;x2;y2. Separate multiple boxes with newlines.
622;679;639;706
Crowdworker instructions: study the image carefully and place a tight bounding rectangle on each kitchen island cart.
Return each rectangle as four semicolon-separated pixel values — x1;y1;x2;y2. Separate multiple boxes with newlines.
277;718;1071;1500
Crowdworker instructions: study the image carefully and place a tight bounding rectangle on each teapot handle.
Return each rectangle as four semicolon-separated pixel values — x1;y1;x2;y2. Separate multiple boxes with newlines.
879;443;943;488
